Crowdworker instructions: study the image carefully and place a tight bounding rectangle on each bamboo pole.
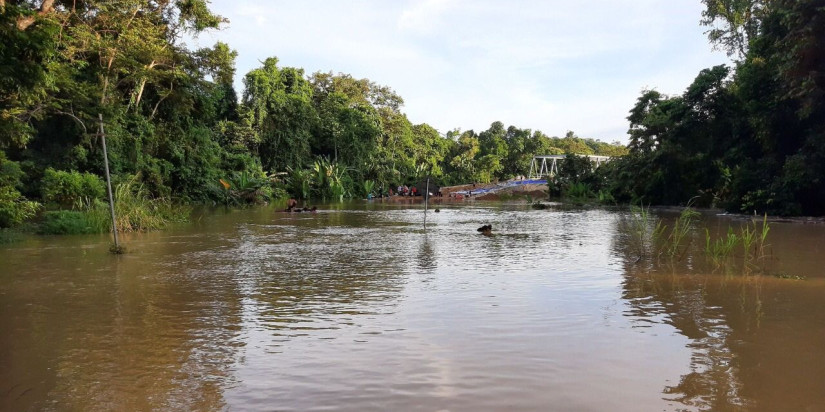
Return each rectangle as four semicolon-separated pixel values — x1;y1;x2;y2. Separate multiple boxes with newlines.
99;114;120;250
424;176;430;228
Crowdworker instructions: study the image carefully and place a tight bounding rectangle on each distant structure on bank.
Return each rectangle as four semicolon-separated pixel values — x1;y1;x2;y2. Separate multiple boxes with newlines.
528;155;612;179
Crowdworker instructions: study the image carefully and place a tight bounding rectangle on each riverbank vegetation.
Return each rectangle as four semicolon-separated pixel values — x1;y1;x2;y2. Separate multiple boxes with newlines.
608;0;824;216
541;0;823;217
0;0;822;236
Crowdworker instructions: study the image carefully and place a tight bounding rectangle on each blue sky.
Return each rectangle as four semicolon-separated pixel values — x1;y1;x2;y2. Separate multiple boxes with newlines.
193;0;731;143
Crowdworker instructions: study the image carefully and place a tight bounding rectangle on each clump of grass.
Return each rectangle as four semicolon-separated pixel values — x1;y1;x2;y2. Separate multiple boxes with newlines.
705;227;740;264
629;204;665;260
108;175;189;232
38;210;105;235
756;213;770;258
663;207;700;259
740;222;757;260
704;214;771;268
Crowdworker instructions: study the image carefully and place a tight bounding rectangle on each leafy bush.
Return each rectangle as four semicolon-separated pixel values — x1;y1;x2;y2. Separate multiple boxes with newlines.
565;182;594;199
0;152;40;227
0;186;41;228
40;168;105;208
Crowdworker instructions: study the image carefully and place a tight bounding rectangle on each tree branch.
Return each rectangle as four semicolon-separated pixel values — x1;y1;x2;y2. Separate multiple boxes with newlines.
16;0;56;30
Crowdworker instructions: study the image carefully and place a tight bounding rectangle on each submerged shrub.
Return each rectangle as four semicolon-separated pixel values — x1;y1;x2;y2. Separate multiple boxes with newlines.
38;210;103;235
0;228;25;244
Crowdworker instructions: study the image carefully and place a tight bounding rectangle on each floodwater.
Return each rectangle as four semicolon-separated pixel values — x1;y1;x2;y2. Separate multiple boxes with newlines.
1;202;824;412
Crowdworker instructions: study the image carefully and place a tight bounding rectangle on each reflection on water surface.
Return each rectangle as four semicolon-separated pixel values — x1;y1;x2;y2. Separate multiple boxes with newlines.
1;203;824;411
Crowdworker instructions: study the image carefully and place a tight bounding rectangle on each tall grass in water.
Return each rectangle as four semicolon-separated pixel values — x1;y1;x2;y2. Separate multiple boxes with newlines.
756;214;770;258
705;227;740;264
704;215;771;269
85;176;189;233
629;204;665;260
664;207;700;259
740;223;757;260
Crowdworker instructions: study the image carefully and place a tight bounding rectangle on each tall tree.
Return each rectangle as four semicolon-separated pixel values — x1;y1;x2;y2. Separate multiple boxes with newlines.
243;58;315;172
700;0;771;58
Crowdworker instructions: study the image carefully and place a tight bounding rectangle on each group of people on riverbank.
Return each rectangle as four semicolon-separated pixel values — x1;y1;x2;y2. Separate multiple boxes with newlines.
396;185;419;197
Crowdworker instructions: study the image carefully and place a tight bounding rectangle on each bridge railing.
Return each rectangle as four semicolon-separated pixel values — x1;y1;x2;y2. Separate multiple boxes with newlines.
528;154;612;179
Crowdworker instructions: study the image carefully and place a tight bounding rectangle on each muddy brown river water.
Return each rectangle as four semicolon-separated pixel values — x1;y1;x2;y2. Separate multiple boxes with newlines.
1;202;824;411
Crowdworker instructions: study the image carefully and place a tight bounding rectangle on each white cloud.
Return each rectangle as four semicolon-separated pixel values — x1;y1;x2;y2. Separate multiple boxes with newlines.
200;0;730;143
398;0;457;34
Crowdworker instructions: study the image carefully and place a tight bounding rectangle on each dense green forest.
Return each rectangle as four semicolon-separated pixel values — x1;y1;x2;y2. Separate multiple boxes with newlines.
609;0;824;215
0;0;823;234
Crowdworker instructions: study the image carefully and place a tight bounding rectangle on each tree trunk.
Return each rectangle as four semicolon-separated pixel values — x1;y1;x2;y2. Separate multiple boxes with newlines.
150;81;173;120
132;61;156;110
100;54;116;104
133;78;147;109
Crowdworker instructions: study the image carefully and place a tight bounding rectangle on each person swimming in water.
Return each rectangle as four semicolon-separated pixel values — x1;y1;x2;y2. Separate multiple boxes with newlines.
285;198;298;212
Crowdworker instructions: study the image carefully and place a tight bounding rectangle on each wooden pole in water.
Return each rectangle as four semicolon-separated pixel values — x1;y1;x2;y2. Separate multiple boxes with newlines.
424;176;430;228
99;114;119;250
425;177;430;212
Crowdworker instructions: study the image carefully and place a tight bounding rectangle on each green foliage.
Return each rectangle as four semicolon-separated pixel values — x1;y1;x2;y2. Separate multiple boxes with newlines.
704;216;771;267
243;58;314;172
112;175;189;232
608;1;825;216
312;158;349;201
0;151;41;227
565;182;594;200
221;168;275;204
0;5;60;148
628;204;666;260
40;168;105;208
0;185;41;228
286;167;313;200
628;205;700;261
363;180;376;197
1;0;631;217
700;0;769;58
663;207;700;259
597;189;615;205
547;154;608;201
705;228;741;264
